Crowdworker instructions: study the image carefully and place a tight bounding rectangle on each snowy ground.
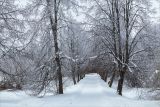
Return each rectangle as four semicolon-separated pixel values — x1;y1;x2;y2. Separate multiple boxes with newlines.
0;73;160;107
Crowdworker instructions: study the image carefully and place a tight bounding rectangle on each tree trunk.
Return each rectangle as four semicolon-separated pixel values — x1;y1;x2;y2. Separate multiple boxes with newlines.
114;0;124;95
77;73;80;82
80;74;83;80
117;70;125;95
109;70;116;87
72;70;76;84
46;0;63;94
104;71;108;82
53;0;63;94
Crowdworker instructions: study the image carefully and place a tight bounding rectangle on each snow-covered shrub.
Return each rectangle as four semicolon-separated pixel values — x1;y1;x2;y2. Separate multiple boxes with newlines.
0;76;22;90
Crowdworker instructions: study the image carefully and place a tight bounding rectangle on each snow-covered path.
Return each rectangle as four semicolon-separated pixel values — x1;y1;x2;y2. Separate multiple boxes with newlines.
0;73;160;107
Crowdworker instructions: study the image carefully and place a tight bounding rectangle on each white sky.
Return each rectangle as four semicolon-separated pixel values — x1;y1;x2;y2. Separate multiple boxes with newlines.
150;0;160;23
14;0;160;23
14;0;29;8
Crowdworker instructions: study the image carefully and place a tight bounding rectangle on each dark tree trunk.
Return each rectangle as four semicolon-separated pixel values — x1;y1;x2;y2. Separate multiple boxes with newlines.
117;0;130;96
109;70;116;87
72;70;76;85
47;0;63;94
104;71;108;82
53;0;63;94
70;35;77;85
80;74;83;80
117;70;125;95
108;0;117;87
114;0;124;95
77;73;80;82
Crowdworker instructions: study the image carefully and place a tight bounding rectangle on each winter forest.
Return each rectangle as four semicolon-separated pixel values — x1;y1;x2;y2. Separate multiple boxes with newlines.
0;0;160;107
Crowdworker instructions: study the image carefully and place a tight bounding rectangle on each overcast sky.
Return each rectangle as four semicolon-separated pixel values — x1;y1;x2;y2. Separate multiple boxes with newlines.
15;0;160;23
150;0;160;22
